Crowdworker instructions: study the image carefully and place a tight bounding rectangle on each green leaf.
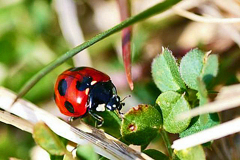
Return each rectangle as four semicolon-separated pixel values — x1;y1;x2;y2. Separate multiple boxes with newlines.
152;48;186;92
76;145;98;160
82;109;121;138
50;155;64;160
180;49;205;90
173;145;206;160
121;104;162;145
33;122;66;156
99;157;109;160
201;54;218;87
96;110;122;138
16;0;181;100
180;78;220;138
156;91;191;133
143;149;169;160
180;49;218;90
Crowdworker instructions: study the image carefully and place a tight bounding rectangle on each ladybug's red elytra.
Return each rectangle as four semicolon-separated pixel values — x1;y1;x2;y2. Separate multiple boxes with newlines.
54;67;123;124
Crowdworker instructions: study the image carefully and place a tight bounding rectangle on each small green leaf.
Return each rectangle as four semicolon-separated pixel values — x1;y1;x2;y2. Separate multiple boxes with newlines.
33;122;66;156
180;49;205;90
152;48;186;92
156;91;191;133
121;104;162;145
173;145;206;160
143;149;169;160
180;49;218;90
76;145;98;160
201;54;218;87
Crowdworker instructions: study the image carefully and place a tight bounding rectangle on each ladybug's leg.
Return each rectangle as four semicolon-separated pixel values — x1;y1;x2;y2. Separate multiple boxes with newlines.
68;117;80;122
89;111;104;127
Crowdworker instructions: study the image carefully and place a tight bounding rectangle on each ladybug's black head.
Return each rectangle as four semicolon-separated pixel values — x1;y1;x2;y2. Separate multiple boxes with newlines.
88;81;124;112
106;95;123;111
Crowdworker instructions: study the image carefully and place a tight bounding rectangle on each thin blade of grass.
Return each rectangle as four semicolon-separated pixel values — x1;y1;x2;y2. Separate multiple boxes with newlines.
15;0;181;101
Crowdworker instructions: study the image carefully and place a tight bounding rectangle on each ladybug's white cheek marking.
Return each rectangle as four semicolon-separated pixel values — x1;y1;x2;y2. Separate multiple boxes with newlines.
91;81;97;85
77;97;81;104
96;104;106;112
85;88;89;95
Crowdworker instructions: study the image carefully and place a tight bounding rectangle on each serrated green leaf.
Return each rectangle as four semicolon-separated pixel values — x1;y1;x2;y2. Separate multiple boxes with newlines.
143;149;169;160
180;49;205;90
33;122;66;156
156;91;191;133
180;49;218;90
76;145;98;160
152;48;186;92
173;145;205;160
201;54;218;87
179;113;220;138
121;104;162;145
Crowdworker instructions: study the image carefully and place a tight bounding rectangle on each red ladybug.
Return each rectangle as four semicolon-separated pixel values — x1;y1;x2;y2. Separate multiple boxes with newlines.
54;67;123;123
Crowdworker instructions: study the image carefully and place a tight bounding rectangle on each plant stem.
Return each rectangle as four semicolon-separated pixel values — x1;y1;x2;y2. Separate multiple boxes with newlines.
15;0;180;100
161;129;173;157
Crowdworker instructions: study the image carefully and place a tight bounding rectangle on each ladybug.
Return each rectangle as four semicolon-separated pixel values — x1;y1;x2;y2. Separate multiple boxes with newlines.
54;67;123;124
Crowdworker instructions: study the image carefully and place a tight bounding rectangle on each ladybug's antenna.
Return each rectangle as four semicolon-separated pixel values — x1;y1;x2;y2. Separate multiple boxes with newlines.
120;95;131;102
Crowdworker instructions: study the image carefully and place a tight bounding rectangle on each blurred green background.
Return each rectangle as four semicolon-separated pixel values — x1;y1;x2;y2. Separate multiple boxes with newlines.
1;0;240;159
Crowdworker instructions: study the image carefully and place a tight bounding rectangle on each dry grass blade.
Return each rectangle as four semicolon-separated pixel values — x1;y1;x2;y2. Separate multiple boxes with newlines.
0;87;152;160
172;117;240;150
178;84;240;120
173;7;240;23
0;110;34;133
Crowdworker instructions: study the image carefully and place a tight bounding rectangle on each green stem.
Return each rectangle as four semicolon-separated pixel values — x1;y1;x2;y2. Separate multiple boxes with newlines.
161;129;173;157
16;0;181;99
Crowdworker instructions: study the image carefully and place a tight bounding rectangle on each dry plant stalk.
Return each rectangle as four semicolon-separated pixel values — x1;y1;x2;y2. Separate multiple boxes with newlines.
0;87;152;160
172;118;240;150
0;110;34;133
173;7;240;23
178;84;240;119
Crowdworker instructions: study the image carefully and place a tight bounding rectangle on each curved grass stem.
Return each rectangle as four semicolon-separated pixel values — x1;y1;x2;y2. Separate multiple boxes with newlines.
15;0;180;100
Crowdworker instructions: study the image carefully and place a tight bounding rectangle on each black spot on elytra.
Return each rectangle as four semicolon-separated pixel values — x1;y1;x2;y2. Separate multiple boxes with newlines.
69;67;86;72
64;101;74;113
58;79;67;96
76;76;92;91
